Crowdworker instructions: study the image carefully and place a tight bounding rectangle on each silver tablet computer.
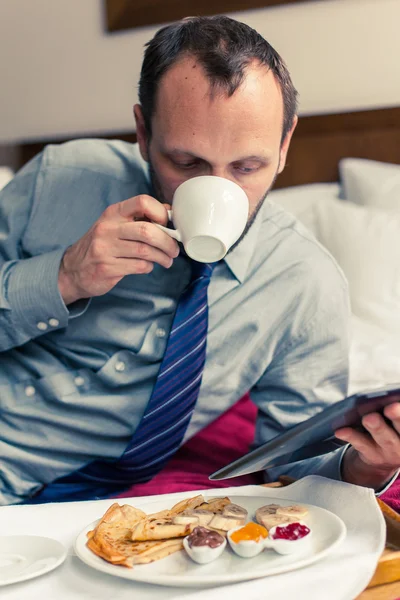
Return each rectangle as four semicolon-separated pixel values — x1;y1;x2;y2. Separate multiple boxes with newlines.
209;384;400;481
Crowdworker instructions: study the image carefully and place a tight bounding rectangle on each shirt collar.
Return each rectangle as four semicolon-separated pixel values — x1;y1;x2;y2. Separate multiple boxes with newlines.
223;204;264;284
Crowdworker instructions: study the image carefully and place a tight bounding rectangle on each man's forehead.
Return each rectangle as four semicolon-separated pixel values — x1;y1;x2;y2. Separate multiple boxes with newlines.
156;56;283;113
153;57;284;141
156;57;215;109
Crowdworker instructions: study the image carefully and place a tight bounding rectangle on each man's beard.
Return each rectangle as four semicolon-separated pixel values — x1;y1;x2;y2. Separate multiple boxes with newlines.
229;168;279;253
148;159;169;205
148;156;280;253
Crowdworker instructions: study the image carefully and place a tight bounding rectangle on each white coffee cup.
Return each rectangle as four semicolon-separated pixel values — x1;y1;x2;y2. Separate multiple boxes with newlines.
155;176;249;263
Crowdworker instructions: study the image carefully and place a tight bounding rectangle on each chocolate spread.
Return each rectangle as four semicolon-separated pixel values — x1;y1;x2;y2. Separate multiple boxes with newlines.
187;526;225;548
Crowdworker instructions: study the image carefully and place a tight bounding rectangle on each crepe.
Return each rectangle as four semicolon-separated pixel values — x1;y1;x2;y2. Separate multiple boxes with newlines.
130;517;193;541
87;502;183;567
128;494;209;541
87;494;236;568
196;497;232;512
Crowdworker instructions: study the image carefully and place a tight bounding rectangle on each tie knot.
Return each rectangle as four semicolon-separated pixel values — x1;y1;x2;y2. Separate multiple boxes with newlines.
190;260;215;282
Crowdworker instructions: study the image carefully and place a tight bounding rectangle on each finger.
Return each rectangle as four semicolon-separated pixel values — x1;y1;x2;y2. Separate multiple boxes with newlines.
118;221;180;259
384;402;400;432
118;195;169;224
361;412;400;454
335;426;375;450
336;413;400;466
115;239;174;269
111;257;154;276
335;426;382;465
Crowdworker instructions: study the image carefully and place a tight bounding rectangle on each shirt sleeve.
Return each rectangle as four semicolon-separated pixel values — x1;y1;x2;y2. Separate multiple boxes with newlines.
0;154;89;353
250;264;351;484
375;469;400;496
337;446;400;496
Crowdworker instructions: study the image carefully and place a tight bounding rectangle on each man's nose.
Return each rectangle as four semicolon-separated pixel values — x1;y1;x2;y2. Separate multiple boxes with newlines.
209;167;230;180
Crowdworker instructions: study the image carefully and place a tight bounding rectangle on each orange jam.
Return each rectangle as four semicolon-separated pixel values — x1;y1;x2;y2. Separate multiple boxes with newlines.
230;522;268;543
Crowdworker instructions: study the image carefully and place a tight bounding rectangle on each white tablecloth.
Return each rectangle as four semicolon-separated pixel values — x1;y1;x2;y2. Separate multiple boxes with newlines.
0;476;385;600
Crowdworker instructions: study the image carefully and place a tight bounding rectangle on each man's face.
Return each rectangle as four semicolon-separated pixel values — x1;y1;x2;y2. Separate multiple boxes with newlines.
135;56;296;224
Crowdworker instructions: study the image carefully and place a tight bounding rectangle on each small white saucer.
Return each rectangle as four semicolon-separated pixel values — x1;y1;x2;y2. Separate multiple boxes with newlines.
0;535;67;586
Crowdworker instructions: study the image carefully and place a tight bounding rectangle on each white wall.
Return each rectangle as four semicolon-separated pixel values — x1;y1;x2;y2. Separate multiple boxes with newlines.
0;0;399;143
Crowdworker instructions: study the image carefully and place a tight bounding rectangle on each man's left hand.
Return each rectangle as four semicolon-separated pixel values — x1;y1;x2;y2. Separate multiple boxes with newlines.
335;402;400;490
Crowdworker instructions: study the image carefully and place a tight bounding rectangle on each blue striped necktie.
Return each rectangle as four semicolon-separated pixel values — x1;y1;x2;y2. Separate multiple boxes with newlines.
29;259;215;501
114;259;215;480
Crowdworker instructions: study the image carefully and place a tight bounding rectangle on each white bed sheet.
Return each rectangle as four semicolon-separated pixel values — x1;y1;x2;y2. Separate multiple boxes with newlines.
349;314;400;394
0;166;14;190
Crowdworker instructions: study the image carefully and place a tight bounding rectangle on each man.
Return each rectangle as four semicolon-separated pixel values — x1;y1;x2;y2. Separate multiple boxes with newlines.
0;16;399;505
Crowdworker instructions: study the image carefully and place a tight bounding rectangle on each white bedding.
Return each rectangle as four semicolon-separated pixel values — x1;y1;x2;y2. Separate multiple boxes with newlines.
270;163;400;395
349;315;400;394
0;166;13;190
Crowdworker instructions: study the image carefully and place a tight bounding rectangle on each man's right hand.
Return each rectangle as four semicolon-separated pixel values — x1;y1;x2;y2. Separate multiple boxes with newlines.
58;195;179;305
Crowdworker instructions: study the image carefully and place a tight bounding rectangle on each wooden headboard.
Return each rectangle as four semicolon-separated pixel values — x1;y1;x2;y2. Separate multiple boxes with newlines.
18;106;400;189
278;106;400;188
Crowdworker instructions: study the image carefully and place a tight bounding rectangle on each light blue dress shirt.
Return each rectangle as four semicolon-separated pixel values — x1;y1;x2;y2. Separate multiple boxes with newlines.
0;140;351;505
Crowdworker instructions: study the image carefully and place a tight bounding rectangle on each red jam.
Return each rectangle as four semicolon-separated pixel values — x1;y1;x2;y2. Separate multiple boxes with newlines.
272;522;310;541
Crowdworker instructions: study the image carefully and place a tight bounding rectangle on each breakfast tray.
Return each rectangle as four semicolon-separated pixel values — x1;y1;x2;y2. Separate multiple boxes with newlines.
263;477;400;589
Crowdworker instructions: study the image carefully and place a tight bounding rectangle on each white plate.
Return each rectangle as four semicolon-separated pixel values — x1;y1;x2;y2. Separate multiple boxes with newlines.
0;535;67;586
75;493;346;587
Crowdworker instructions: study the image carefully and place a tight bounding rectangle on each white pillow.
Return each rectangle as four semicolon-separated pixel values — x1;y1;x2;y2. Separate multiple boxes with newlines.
349;314;400;394
268;182;340;235
339;158;400;209
314;197;400;334
0;167;14;191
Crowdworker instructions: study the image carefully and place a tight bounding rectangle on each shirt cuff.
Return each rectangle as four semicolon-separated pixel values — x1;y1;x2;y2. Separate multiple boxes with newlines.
4;249;90;336
265;444;400;494
338;444;400;495
375;469;400;496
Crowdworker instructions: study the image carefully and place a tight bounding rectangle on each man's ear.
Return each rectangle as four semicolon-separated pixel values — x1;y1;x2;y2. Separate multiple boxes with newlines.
277;115;298;174
134;104;149;162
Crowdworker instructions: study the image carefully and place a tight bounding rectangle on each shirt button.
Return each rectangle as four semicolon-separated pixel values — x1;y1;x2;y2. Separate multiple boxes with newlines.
36;321;48;331
25;385;36;397
74;376;85;386
115;361;126;372
49;318;59;327
156;328;166;338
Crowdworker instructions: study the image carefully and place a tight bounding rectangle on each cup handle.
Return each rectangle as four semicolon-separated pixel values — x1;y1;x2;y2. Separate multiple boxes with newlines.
154;210;182;242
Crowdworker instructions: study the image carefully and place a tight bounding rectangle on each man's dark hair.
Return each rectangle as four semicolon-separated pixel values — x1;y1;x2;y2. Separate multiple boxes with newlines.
138;15;298;143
